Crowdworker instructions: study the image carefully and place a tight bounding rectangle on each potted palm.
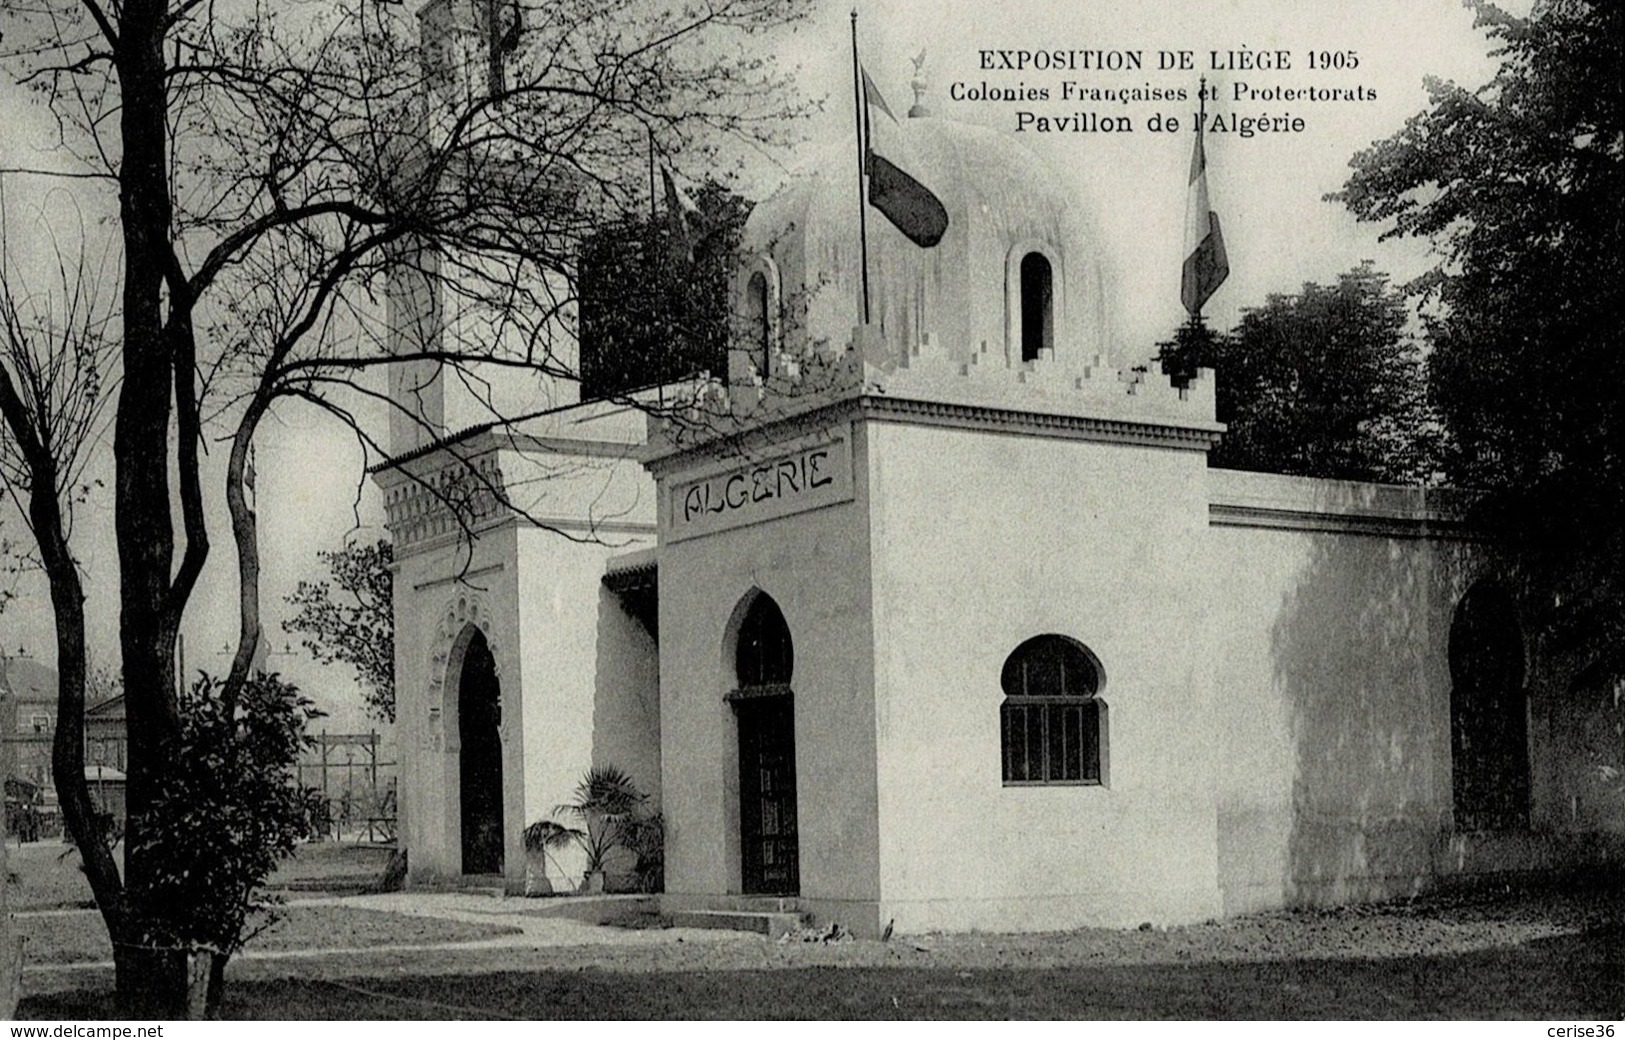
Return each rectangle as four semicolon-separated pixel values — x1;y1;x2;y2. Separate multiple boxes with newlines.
552;765;648;893
520;819;578;896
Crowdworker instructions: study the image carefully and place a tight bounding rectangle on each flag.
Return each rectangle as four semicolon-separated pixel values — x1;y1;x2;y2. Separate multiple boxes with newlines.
1181;121;1229;315
486;0;521;97
497;0;521;54
861;67;897;123
661;165;707;265
861;65;948;248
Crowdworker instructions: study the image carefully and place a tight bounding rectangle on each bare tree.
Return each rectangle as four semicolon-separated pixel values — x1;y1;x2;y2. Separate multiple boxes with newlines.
0;236;120;951
3;0;808;1015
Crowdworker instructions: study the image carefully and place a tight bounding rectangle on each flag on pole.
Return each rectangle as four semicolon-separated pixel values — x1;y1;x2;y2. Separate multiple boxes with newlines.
486;0;521;97
1181;111;1229;316
660;164;708;265
861;65;948;248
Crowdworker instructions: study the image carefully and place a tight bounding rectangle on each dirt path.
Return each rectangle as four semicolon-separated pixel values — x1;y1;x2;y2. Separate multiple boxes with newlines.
19;877;1625;1019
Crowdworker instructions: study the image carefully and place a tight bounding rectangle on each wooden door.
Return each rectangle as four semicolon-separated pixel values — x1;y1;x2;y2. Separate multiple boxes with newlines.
737;695;798;895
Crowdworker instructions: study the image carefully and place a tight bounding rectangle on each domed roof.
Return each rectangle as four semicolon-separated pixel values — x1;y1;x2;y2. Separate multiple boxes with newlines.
740;116;1114;370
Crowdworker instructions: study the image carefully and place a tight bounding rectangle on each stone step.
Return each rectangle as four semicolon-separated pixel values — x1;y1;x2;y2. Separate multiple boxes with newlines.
668;909;805;936
410;876;507;898
696;895;803;914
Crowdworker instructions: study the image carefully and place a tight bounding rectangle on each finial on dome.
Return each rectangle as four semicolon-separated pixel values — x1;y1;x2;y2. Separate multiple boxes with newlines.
908;50;931;118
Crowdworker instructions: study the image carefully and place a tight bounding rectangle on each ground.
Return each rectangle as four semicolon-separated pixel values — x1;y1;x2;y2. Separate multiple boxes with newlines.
6;841;1623;1019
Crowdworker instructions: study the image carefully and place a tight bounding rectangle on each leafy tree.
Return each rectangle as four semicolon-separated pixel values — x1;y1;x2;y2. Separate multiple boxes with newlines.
579;183;753;401
1157;263;1438;483
1333;0;1624;680
283;539;395;724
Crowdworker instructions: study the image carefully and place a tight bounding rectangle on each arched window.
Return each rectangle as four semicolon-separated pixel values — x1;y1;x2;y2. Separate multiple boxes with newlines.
736;593;793;689
1019;252;1054;363
1000;635;1104;785
746;271;772;378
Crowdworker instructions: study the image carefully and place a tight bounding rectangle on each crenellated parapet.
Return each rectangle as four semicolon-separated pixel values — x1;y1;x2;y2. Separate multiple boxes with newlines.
876;327;1217;426
646;323;1222;460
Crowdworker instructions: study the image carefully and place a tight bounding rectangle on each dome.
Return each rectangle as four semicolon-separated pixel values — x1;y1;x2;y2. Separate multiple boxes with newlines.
737;117;1115;374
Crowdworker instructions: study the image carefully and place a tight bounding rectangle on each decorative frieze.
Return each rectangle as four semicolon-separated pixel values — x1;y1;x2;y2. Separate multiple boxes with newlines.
382;453;509;549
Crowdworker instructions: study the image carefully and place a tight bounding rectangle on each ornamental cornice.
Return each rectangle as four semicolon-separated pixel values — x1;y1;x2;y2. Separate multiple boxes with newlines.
1206;502;1480;540
644;391;1223;476
381;450;508;550
854;395;1225;451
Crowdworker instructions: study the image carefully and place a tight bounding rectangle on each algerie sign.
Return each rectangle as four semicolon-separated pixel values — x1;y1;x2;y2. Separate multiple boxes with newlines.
667;435;854;542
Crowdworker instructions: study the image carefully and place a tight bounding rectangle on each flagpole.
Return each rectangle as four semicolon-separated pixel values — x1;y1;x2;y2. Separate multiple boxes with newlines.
1194;75;1206;324
1197;75;1207;146
850;9;872;326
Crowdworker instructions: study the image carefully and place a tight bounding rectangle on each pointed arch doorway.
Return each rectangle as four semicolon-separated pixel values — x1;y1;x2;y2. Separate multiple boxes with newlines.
1449;581;1530;832
730;593;799;896
456;627;505;875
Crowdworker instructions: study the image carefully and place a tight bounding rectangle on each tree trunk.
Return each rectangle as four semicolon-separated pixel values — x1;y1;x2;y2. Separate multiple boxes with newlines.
0;334;135;1007
113;0;192;1016
0;829;19;1018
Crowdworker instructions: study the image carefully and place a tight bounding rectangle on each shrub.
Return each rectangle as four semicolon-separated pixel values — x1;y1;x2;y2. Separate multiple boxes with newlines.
125;673;323;958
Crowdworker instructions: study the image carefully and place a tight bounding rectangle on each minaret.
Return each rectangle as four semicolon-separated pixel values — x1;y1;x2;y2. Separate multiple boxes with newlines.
385;237;446;458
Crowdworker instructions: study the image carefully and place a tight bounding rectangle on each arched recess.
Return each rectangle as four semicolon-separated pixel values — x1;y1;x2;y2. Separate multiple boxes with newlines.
428;594;508;876
450;624;505;874
1448;580;1530;831
723;590;799;895
732;254;782;382
1005;240;1064;364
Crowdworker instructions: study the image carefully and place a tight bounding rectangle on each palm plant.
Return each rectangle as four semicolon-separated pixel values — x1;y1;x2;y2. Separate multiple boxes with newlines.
520;819;580;895
550;765;649;888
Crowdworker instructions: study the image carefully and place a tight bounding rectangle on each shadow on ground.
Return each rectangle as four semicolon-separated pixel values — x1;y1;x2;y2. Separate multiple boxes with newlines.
19;926;1623;1020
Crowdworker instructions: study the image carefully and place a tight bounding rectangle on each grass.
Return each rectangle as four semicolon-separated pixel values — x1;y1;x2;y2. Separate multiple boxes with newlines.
16;905;520;965
16;926;1624;1019
4;839;395;911
13;873;1624;1020
266;843;396;892
5;841;98;910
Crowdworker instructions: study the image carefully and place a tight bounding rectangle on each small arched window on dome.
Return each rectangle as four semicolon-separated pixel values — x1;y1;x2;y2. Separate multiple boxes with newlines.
1019;252;1054;363
732;256;782;385
1000;635;1105;785
746;271;772;379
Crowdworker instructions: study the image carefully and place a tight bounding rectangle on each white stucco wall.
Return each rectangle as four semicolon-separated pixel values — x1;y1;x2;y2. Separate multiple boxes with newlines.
390;521;524;886
1203;469;1625;914
866;420;1223;933
1204;495;1464;913
654;420;882;915
383;418;658;893
512;526;658;890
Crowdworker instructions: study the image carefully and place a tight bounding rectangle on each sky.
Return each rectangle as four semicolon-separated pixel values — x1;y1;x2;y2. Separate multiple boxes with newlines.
772;0;1513;350
0;0;1513;724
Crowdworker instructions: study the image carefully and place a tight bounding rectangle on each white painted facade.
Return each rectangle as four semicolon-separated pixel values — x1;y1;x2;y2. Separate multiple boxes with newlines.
376;100;1624;929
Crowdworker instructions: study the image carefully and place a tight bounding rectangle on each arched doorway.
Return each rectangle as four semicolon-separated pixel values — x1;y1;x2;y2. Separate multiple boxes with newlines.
1449;581;1530;831
456;628;505;874
729;593;798;895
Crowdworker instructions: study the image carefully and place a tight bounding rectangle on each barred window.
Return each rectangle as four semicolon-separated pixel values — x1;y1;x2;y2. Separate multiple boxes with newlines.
1000;635;1105;785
